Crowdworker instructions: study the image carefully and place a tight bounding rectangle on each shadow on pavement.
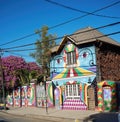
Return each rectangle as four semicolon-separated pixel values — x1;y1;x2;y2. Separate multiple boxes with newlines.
83;112;118;122
0;107;9;110
0;120;7;122
7;106;22;111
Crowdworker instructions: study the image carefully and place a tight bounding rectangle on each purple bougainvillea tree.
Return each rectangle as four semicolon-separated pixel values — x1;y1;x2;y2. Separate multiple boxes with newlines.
27;62;42;79
0;56;42;89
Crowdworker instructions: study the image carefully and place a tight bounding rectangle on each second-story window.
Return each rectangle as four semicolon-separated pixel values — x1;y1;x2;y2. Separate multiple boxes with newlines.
67;51;76;65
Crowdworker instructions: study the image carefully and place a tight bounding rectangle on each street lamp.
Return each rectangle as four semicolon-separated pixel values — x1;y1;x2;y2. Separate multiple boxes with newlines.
0;48;6;110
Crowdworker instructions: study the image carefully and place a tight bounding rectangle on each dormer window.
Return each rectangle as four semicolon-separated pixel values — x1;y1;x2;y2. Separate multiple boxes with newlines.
67;51;76;65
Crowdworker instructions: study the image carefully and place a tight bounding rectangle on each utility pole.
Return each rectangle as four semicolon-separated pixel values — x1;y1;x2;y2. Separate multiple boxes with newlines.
0;48;6;110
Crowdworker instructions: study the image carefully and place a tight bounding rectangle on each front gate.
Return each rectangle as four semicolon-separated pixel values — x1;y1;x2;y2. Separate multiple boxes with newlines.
87;86;95;110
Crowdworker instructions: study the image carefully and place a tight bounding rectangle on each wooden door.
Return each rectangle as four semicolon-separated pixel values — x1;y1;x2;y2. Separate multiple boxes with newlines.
87;86;95;110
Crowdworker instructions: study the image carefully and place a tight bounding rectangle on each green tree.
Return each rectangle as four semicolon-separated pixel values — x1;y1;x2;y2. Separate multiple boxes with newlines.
30;26;56;76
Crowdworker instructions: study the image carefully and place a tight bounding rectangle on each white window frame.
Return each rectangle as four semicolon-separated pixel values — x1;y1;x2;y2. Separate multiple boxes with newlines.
65;84;80;99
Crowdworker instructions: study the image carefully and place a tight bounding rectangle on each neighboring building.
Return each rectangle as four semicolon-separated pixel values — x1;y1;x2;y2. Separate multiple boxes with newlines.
49;27;120;111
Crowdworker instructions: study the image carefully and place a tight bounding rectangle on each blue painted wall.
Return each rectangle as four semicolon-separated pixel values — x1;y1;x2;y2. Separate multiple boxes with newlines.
50;42;97;85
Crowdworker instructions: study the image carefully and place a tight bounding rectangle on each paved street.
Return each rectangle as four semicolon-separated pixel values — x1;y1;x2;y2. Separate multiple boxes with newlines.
1;107;99;122
1;107;120;122
0;112;54;122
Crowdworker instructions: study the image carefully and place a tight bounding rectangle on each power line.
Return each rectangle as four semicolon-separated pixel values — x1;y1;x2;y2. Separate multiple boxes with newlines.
0;33;36;47
3;21;120;51
4;43;35;50
50;66;96;68
68;22;120;37
5;48;36;52
5;51;30;58
4;30;120;52
76;31;120;43
47;1;120;30
45;0;120;19
0;1;120;47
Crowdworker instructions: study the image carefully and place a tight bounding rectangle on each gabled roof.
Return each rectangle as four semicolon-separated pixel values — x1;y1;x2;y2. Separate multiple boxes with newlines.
69;26;120;46
51;27;120;53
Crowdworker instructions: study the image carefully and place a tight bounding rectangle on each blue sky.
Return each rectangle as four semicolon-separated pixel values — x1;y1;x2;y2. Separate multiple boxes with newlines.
0;0;120;62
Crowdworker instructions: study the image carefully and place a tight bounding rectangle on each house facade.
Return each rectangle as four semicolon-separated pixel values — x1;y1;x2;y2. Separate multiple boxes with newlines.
7;27;120;111
49;27;120;111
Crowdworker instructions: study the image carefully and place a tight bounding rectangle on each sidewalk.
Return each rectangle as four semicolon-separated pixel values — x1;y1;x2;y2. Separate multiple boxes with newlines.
1;106;99;122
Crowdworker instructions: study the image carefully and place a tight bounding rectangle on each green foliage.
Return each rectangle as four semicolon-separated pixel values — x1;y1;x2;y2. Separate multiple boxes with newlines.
30;25;57;76
15;69;30;86
29;71;37;79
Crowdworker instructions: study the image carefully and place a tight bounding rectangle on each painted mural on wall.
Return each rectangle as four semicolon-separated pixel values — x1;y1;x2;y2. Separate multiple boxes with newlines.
13;87;20;106
51;42;96;83
36;82;46;107
97;80;117;112
46;81;54;107
7;83;36;107
50;41;96;110
36;81;54;108
21;86;27;106
7;93;13;106
27;83;36;106
54;87;60;109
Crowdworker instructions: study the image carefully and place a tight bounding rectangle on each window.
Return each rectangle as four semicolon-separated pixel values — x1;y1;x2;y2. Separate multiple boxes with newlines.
67;51;76;65
65;84;80;99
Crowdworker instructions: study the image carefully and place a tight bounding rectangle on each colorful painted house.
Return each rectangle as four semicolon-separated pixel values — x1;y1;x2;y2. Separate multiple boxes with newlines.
7;27;120;111
49;27;120;111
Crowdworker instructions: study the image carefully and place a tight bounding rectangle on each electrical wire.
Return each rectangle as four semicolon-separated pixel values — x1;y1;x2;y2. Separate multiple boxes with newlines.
47;1;120;30
3;43;35;50
0;33;35;47
4;30;120;52
75;31;120;43
45;0;120;19
3;21;120;51
0;1;119;47
5;51;31;58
